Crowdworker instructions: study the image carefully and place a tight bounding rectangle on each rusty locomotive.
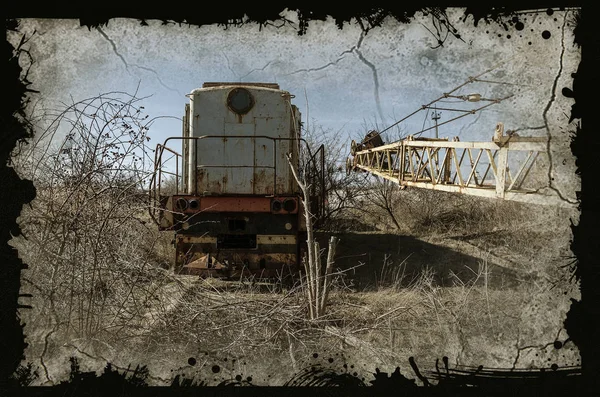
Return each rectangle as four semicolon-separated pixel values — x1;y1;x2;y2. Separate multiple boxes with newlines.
149;83;324;278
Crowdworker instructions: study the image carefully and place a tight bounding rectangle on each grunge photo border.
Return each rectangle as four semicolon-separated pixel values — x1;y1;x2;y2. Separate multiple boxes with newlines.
2;1;596;395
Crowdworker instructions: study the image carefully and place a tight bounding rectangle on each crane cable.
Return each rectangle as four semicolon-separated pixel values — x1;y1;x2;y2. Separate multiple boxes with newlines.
361;55;518;146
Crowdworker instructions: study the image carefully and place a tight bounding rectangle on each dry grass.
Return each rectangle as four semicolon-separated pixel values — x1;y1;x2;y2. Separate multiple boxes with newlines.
13;148;579;386
14;188;580;386
17;251;579;386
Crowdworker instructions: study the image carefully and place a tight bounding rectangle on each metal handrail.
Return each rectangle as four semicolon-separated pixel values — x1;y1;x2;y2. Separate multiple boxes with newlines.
148;135;326;225
159;135;290;195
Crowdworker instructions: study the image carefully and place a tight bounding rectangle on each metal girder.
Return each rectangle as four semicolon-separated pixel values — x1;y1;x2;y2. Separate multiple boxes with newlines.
349;123;576;208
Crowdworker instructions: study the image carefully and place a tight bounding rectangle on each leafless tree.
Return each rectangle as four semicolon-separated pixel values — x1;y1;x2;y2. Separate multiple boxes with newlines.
300;122;373;231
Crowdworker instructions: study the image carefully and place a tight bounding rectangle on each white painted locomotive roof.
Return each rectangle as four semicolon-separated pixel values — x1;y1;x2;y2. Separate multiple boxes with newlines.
190;83;284;95
202;82;279;89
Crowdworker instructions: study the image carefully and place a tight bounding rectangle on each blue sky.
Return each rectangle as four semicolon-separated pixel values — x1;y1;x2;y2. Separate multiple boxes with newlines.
10;8;581;188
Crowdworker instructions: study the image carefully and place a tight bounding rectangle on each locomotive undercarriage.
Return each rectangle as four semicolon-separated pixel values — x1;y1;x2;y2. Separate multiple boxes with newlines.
165;195;304;279
175;232;300;279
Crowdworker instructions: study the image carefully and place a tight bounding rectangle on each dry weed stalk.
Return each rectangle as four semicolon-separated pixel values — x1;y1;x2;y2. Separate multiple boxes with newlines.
286;152;339;320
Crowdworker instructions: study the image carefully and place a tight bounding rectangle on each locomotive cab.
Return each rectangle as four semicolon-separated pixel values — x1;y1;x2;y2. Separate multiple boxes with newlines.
149;83;325;279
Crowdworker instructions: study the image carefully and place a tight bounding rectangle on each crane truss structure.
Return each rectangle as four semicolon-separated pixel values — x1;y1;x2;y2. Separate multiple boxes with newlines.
347;123;574;208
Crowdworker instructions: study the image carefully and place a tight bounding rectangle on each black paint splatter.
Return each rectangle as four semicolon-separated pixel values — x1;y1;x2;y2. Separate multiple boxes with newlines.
554;341;564;349
370;367;417;389
283;364;366;387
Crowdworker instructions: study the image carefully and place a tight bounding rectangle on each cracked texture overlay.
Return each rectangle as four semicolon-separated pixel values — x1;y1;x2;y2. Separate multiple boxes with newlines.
5;7;583;388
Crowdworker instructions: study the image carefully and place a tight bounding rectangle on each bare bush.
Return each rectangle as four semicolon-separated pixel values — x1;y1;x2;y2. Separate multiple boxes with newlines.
300;122;371;231
11;91;182;382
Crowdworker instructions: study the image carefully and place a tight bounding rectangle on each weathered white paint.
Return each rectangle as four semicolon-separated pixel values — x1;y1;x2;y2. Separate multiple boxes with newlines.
187;84;300;195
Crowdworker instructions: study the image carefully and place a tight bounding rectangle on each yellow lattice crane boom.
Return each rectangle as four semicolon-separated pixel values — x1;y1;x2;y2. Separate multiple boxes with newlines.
345;61;578;209
347;122;575;208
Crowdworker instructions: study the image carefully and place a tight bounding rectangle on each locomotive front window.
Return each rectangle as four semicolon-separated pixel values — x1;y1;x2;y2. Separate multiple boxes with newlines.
227;88;254;114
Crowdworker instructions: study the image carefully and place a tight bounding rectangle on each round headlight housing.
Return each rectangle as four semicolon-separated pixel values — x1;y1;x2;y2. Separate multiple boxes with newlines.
175;198;188;211
283;198;297;212
272;199;282;212
227;88;254;114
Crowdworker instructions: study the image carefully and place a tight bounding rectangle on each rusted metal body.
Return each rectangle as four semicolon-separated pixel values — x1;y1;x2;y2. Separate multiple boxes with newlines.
350;130;384;155
150;83;325;278
348;123;573;207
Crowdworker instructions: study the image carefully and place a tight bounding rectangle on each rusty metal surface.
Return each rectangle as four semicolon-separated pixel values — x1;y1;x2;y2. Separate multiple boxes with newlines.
176;235;297;245
186;196;271;213
177;232;297;255
176;232;299;278
159;207;301;236
169;195;300;215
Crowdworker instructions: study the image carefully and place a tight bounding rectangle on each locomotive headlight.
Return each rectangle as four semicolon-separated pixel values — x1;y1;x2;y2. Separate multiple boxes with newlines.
189;199;199;210
285;223;292;230
175;198;188;211
272;199;282;212
283;198;297;212
227;87;254;114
